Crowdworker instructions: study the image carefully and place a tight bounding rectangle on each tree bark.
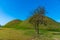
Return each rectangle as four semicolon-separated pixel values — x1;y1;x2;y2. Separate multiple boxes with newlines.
34;24;39;38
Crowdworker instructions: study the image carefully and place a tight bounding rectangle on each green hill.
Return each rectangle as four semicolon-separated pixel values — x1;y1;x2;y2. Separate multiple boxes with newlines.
19;16;60;31
2;17;60;40
3;17;60;31
3;19;22;28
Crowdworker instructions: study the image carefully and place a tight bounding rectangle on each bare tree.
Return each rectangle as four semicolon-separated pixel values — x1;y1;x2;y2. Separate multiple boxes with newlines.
29;7;47;39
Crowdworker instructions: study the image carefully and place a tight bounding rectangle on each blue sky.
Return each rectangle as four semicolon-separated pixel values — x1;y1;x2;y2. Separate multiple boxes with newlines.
0;0;60;25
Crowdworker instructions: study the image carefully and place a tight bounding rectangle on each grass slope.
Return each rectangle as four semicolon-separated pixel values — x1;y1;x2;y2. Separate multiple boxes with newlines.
3;16;60;31
1;17;60;40
3;19;22;28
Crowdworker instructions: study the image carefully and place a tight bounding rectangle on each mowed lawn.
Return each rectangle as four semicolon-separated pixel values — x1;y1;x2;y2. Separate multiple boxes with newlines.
0;28;60;40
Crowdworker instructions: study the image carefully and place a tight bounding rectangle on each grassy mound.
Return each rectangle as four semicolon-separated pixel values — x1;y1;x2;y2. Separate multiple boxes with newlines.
3;16;60;31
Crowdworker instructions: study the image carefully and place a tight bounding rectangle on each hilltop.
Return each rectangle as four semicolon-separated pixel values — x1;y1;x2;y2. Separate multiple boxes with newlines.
3;16;60;31
4;19;22;28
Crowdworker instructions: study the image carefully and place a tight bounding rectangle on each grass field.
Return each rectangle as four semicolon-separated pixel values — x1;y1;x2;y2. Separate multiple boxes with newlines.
0;28;60;40
53;35;60;40
0;28;32;40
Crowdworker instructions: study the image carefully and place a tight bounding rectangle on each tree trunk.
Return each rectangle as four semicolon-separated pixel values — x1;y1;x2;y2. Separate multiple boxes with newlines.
34;24;39;38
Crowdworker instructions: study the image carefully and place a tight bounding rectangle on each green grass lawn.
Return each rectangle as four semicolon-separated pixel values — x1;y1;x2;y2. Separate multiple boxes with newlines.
0;28;60;40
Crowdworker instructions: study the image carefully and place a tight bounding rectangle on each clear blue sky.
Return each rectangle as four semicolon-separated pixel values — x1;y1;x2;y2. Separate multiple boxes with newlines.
0;0;60;25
